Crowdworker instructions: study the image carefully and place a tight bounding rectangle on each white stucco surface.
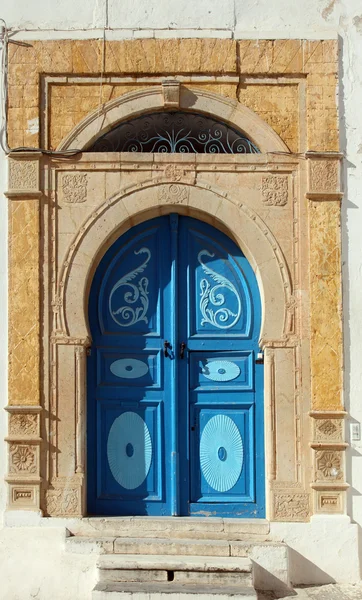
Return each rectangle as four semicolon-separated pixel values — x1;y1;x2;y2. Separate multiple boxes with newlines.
1;0;362;591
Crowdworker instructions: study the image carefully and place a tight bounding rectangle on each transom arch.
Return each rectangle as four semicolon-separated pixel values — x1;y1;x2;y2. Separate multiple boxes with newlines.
60;180;290;345
57;86;290;153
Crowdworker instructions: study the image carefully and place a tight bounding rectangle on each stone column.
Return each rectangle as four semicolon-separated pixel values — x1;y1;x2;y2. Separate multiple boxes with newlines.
5;152;43;513
307;152;348;514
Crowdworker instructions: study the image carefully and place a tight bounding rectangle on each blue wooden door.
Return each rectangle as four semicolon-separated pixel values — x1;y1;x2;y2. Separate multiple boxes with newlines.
87;215;264;517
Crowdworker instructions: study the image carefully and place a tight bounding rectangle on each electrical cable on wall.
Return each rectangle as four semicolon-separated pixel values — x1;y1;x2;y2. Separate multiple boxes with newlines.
0;18;82;157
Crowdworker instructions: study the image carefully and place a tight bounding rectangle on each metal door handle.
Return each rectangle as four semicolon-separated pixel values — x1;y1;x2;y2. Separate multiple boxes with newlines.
164;340;171;358
180;342;186;359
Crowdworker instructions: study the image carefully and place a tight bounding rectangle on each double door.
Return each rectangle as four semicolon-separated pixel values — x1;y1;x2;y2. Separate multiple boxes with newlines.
87;215;264;517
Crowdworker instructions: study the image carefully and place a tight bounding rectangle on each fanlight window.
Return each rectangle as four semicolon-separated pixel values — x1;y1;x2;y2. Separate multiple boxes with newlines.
88;111;260;154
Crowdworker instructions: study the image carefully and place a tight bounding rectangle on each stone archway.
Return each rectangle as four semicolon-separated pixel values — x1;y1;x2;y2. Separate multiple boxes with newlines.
5;84;345;523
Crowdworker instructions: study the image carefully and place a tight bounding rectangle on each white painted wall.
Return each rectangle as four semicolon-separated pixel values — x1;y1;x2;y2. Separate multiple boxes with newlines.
1;0;362;591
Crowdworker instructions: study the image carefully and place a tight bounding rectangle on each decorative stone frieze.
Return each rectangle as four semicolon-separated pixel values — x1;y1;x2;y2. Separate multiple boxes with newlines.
273;493;310;522
45;485;81;517
158;183;190;204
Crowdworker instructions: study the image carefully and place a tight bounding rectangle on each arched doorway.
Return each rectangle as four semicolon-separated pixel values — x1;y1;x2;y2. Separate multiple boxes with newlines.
87;214;264;517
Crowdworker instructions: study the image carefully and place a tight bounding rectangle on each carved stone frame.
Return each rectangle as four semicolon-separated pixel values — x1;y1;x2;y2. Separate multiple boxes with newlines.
5;86;345;521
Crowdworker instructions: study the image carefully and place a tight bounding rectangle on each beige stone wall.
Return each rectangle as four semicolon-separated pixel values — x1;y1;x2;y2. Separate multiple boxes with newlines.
5;38;345;520
7;39;338;153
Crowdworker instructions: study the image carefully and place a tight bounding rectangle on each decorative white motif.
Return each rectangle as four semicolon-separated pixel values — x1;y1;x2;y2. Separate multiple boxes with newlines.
110;358;149;379
107;412;152;490
109;248;151;328
200;415;243;492
198;250;241;329
202;360;240;382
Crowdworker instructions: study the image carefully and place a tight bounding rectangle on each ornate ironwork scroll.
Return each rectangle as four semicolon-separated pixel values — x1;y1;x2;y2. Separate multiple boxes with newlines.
88;111;260;154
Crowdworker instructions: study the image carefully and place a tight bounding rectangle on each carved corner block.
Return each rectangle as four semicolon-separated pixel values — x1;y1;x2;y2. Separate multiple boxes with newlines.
310;412;347;514
306;153;342;200
59;172;88;203
315;490;344;514
8;443;39;476
273;492;310;522
8;484;40;510
7;154;42;198
5;406;42;511
261;175;289;206
162;80;180;108
45;481;83;517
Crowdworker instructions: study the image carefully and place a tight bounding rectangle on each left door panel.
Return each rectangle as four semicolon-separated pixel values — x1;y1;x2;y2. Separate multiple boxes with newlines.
87;217;172;515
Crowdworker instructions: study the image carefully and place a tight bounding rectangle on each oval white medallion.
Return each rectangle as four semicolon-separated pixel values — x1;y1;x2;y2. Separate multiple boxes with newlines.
110;358;149;379
202;360;240;382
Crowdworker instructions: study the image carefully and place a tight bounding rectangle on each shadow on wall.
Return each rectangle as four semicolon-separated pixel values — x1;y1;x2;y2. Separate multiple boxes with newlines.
289;548;336;587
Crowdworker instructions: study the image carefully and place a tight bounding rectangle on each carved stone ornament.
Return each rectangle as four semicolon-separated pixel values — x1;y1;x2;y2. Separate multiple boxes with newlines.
45;487;80;516
9;444;37;474
317;491;343;513
309;159;338;193
162;80;180;108
9;414;38;437
158;184;190;204
315;450;343;481
314;419;343;442
262;175;288;206
9;160;38;191
164;164;184;181
274;493;310;521
60;173;87;203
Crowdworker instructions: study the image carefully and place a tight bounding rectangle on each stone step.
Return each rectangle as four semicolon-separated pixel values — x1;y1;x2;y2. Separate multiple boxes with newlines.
67;517;270;541
66;535;282;558
92;582;257;599
97;554;253;586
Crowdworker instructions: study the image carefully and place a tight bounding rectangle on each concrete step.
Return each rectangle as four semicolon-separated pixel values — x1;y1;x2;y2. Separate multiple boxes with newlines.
97;554;253;586
92;582;257;599
67;517;270;541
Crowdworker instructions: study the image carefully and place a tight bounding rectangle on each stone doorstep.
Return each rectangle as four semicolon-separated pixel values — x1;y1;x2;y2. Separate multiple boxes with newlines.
66;536;286;559
68;517;270;541
97;555;253;586
97;554;253;572
92;582;257;599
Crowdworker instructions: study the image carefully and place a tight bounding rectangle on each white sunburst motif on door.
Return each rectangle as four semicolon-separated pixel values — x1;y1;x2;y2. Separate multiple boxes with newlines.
107;412;153;490
200;414;244;492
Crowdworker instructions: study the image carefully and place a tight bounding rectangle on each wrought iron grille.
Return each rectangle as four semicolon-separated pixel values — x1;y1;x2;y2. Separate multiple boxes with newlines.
88;111;260;154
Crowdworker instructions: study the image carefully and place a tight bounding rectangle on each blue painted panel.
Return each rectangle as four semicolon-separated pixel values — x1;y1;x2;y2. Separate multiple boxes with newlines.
190;351;253;391
98;349;161;388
